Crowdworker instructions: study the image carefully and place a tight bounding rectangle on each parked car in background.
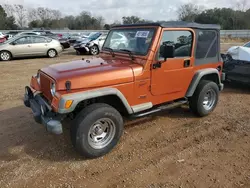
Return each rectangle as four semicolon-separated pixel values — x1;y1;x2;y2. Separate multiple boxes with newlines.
0;32;7;43
243;41;250;48
0;32;6;38
221;41;250;84
0;35;62;61
81;32;91;39
48;35;70;50
15;32;40;37
4;31;21;39
73;32;108;55
68;33;82;44
32;30;62;38
109;32;129;49
58;38;70;50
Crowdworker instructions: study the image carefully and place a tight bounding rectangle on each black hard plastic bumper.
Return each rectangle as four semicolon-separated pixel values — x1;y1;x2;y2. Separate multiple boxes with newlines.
23;86;63;135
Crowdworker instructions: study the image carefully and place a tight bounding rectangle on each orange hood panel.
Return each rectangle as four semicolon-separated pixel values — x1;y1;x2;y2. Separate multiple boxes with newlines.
41;57;140;90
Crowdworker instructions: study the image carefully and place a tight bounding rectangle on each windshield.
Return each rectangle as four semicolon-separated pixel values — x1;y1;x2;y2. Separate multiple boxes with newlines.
243;42;250;48
88;32;102;40
103;28;155;55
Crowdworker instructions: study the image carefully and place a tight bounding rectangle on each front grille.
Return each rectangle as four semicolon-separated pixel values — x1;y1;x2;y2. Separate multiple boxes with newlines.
40;72;53;102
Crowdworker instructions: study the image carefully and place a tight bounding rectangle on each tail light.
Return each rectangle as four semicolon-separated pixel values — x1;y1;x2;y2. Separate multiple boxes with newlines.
58;34;62;38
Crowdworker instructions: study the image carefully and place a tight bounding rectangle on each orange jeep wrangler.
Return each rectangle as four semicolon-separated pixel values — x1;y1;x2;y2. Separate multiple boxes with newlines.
24;21;225;158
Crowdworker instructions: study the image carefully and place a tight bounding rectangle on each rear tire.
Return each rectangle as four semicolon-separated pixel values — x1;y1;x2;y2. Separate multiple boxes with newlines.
189;80;219;117
70;103;124;158
47;49;57;58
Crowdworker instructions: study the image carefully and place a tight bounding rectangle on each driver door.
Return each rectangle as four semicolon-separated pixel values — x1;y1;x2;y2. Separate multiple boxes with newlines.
151;29;195;97
11;36;33;57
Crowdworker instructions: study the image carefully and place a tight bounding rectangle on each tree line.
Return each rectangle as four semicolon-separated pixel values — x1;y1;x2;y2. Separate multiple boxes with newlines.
178;2;250;30
0;2;250;30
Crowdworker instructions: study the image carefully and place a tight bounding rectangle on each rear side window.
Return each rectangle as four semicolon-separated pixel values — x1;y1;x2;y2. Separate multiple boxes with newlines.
196;30;218;59
32;36;47;43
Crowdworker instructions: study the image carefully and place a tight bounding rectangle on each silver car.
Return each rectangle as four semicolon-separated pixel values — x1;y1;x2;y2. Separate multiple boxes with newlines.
0;35;62;61
73;32;108;55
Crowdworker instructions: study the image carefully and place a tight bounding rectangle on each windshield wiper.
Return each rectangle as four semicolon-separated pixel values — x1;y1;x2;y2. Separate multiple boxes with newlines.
103;47;115;57
119;49;135;60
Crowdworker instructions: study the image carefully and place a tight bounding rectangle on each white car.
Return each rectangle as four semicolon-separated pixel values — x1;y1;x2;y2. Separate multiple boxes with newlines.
110;33;129;49
74;32;108;55
227;41;250;62
0;32;6;38
243;41;250;48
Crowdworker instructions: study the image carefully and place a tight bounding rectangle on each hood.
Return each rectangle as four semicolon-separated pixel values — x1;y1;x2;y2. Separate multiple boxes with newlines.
74;38;92;45
41;56;141;91
80;38;92;44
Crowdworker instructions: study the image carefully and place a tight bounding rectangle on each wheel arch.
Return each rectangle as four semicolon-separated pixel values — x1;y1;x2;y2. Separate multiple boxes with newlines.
186;68;223;97
58;88;133;115
47;48;58;55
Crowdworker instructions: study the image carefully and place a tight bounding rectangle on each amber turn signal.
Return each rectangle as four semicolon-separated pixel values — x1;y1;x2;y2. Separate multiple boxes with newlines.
65;100;73;109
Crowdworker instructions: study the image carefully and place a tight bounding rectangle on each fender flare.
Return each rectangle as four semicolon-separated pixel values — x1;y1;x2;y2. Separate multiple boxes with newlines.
185;68;223;97
57;87;133;114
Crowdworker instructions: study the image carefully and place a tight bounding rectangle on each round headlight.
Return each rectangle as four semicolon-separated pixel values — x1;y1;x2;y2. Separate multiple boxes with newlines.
50;82;56;96
37;72;40;85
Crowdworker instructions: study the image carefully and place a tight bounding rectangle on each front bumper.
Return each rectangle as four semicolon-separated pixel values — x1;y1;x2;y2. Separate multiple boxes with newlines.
23;86;64;135
74;45;90;52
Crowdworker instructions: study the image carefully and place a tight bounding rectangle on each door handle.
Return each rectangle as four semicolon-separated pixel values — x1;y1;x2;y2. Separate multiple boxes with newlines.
27;45;31;47
184;59;190;67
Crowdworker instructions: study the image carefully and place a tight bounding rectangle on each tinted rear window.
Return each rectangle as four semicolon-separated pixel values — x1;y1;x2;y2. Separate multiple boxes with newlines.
196;30;218;59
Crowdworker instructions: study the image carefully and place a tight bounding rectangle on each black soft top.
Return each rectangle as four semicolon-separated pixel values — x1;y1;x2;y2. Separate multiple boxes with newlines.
112;21;220;30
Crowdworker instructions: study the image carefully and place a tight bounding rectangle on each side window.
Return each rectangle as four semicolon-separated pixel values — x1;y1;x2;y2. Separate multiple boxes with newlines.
244;42;250;48
159;30;193;60
32;36;47;43
14;36;32;45
196;30;217;59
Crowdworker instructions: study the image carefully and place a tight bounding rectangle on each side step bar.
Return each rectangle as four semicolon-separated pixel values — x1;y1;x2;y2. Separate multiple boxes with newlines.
130;99;188;119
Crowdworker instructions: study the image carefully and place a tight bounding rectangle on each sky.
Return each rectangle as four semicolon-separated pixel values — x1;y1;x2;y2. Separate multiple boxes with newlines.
1;0;239;23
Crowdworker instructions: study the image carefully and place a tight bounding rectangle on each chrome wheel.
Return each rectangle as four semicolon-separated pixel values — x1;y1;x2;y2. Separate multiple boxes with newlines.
88;118;116;149
203;89;216;111
0;51;10;61
48;49;56;58
90;46;98;55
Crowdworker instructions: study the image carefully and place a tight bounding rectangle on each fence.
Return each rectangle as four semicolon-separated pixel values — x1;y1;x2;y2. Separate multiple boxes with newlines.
220;30;250;38
1;30;250;38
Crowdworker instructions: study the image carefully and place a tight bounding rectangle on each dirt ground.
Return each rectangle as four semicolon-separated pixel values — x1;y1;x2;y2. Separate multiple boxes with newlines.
0;45;249;188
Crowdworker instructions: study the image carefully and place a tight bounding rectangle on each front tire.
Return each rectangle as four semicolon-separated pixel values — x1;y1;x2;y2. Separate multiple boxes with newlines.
89;45;99;55
0;51;11;61
71;103;124;158
189;80;219;117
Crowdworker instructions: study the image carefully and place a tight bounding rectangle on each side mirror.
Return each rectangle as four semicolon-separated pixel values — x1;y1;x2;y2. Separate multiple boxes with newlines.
160;42;175;61
11;41;17;45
